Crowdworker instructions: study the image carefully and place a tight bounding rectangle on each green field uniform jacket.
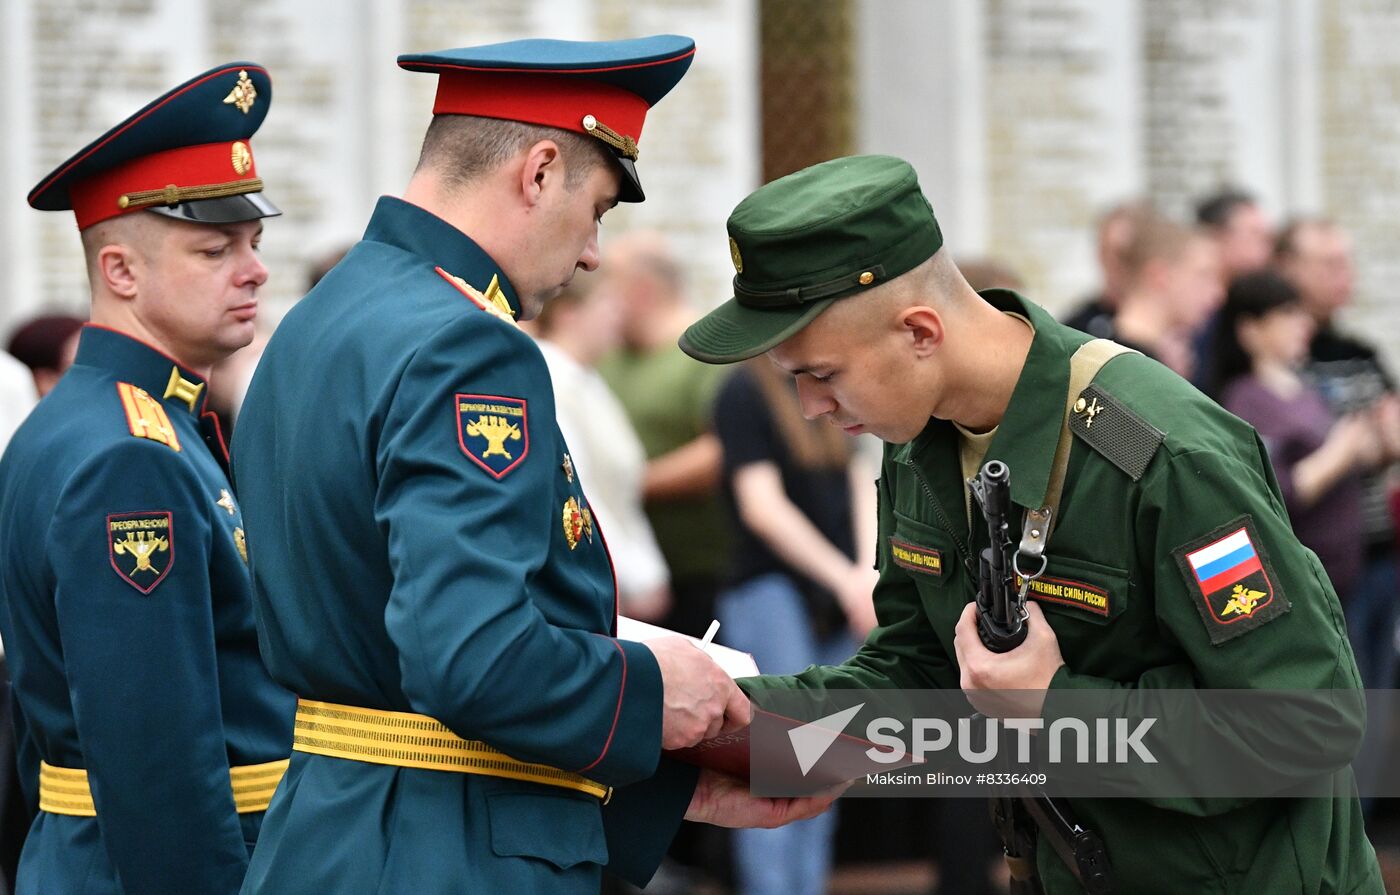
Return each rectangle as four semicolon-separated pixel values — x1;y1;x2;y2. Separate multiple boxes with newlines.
743;290;1382;894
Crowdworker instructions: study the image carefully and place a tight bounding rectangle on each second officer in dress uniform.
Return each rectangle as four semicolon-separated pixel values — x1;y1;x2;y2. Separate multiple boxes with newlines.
0;63;294;894
232;35;833;894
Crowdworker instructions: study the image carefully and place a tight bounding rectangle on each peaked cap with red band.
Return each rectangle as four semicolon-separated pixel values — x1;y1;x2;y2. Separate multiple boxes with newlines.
398;35;695;203
28;62;280;230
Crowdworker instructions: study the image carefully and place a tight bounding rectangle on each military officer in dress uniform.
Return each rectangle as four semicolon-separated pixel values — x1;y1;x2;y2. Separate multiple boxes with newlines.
231;37;829;894
0;64;295;894
679;155;1383;894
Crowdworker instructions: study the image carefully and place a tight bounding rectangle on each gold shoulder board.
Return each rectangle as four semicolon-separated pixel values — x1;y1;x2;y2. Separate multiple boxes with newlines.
116;382;181;451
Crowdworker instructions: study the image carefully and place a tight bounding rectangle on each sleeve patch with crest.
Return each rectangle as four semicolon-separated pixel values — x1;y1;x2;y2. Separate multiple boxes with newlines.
889;537;942;576
108;511;174;594
1173;515;1290;645
456;394;529;479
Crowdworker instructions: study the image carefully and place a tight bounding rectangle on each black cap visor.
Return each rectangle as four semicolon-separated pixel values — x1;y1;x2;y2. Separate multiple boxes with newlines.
615;156;644;203
146;192;281;225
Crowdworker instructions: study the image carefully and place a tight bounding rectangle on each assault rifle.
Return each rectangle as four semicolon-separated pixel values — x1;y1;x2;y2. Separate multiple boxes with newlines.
970;460;1114;895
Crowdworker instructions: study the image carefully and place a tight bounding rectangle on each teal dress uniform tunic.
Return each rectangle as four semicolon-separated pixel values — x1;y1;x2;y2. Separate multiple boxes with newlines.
0;326;295;894
742;291;1382;894
231;197;697;893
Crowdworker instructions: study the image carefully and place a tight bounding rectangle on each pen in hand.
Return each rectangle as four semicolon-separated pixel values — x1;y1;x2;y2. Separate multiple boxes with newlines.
699;619;720;650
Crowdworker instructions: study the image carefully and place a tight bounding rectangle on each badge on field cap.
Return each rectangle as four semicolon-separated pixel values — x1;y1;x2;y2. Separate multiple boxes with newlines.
108;511;173;594
457;394;528;479
1174;515;1289;645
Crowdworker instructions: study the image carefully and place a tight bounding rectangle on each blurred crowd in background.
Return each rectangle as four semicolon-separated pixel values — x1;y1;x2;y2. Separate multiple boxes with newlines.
0;184;1398;895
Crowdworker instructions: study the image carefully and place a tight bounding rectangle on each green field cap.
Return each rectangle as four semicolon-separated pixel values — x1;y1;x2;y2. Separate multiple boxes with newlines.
680;155;942;363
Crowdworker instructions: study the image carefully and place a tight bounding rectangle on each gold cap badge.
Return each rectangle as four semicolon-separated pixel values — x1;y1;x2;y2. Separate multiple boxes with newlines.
729;237;743;274
231;141;252;176
223;70;258;114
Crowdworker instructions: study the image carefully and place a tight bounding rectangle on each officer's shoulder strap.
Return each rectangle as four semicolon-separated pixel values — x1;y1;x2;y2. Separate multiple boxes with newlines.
114;381;182;452
434;267;520;328
1040;340;1164;534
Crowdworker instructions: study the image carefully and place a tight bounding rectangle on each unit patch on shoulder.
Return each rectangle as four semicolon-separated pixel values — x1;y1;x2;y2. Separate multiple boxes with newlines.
456;394;528;479
108;511;173;594
889;537;942;576
116;382;181;451
1174;515;1290;645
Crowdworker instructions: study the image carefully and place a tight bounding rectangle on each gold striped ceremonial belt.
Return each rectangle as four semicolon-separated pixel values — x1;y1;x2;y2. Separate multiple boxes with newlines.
293;698;611;802
39;758;288;817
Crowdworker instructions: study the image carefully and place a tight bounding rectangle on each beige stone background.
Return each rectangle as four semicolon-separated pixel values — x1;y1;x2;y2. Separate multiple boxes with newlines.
3;0;1398;371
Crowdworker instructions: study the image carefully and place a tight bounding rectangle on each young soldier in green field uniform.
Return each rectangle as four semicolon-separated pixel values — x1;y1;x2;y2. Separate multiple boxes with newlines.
0;64;295;894
231;37;831;893
680;155;1382;894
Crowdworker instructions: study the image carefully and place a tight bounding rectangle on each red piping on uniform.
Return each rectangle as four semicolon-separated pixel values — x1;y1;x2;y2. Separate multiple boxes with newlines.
202;411;230;462
579;637;627;774
591;506;621;632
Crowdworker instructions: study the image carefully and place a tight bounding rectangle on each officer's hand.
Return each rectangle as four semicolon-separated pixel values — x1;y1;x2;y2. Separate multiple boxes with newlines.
684;767;846;828
645;637;750;750
953;601;1063;719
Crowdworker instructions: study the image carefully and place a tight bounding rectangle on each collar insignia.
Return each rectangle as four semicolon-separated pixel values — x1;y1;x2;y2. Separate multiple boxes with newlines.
1074;394;1103;429
164;367;205;412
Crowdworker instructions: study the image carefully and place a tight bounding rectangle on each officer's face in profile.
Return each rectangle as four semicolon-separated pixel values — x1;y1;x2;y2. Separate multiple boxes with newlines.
768;292;939;444
515;153;621;320
126;215;267;368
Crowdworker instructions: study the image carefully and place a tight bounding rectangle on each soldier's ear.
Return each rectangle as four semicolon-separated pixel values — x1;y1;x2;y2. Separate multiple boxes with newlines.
518;139;562;208
901;306;945;357
95;243;141;300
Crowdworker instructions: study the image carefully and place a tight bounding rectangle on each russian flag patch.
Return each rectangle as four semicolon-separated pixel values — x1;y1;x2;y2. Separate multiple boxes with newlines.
1174;515;1289;645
